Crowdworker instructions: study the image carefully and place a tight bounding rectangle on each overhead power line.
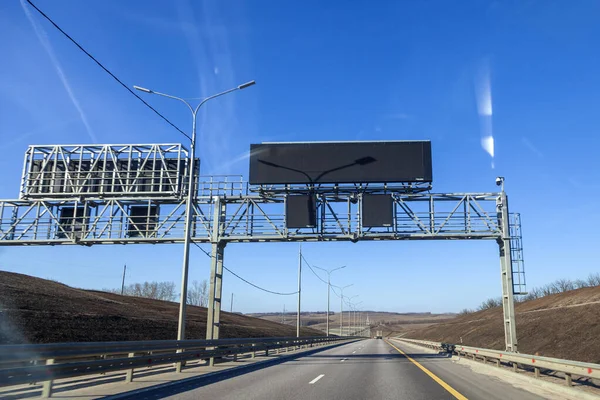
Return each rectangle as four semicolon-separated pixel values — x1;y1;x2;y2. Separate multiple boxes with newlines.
192;242;298;296
25;0;191;141
222;265;298;296
331;285;342;299
300;254;329;285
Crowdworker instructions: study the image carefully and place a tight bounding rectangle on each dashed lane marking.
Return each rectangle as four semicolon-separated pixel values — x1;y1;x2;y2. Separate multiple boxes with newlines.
309;374;325;384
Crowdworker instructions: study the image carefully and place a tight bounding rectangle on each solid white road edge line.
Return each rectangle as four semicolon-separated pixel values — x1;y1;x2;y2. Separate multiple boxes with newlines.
309;374;325;384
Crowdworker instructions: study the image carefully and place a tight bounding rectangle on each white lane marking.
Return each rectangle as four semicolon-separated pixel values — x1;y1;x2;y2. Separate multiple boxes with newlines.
309;374;325;384
352;351;356;354
340;358;347;362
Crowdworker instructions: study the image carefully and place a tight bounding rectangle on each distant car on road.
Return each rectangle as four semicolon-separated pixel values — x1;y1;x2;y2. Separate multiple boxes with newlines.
375;330;383;339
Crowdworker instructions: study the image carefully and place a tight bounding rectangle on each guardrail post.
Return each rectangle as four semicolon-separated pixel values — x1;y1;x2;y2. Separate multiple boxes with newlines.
125;353;135;383
512;362;518;372
251;344;256;358
495;359;500;368
41;359;55;398
265;347;269;356
233;351;238;362
207;344;218;367
565;373;572;386
534;367;540;378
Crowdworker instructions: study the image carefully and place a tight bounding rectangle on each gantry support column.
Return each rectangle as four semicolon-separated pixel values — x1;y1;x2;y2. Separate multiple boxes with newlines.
206;197;227;366
497;191;518;352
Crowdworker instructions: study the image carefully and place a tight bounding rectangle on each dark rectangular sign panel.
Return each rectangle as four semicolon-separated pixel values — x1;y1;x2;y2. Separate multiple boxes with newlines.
128;205;159;238
362;194;394;227
286;195;317;228
249;141;432;185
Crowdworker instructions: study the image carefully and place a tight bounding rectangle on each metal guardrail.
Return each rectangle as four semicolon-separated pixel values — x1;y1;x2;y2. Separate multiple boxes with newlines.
392;338;600;387
0;336;355;397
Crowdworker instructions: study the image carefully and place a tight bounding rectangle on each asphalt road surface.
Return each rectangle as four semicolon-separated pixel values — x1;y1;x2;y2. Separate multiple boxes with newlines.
136;339;545;400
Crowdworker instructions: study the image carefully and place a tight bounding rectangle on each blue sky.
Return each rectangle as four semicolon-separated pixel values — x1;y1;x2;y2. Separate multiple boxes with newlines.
1;0;599;314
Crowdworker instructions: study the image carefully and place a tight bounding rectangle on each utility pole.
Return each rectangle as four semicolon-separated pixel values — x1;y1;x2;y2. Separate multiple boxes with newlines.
120;264;126;295
297;244;302;337
230;293;234;313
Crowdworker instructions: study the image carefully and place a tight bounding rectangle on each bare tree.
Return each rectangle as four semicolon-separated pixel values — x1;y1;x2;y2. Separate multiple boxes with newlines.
540;283;558;297
587;273;600;287
477;297;502;311
157;282;177;301
471;273;599;312
528;287;542;300
113;281;177;301
573;279;589;289
187;279;209;307
553;279;575;293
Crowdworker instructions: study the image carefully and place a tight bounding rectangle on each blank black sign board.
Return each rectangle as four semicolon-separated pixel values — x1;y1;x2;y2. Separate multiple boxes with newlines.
57;207;88;238
362;194;393;227
249;141;432;185
128;205;159;237
286;195;317;228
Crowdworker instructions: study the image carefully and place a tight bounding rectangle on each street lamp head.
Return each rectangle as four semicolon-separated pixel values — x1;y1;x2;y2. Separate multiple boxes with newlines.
238;80;256;90
133;85;152;93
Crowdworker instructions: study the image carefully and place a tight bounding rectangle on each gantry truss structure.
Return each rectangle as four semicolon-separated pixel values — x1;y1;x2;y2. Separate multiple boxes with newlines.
0;144;525;352
1;190;512;244
19;144;196;199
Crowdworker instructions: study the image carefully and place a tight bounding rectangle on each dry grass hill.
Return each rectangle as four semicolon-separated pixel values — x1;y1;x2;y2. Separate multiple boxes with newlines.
0;271;322;344
402;285;600;363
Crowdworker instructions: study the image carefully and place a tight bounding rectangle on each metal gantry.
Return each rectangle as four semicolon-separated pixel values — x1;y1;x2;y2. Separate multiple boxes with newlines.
0;191;510;244
0;144;524;353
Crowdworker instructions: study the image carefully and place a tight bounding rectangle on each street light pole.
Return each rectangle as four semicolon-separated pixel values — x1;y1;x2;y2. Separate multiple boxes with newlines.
345;295;358;335
336;284;353;336
352;301;363;336
134;81;255;342
313;265;346;337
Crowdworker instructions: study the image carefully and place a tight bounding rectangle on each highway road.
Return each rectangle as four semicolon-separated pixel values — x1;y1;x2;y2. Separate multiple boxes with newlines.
120;338;547;400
